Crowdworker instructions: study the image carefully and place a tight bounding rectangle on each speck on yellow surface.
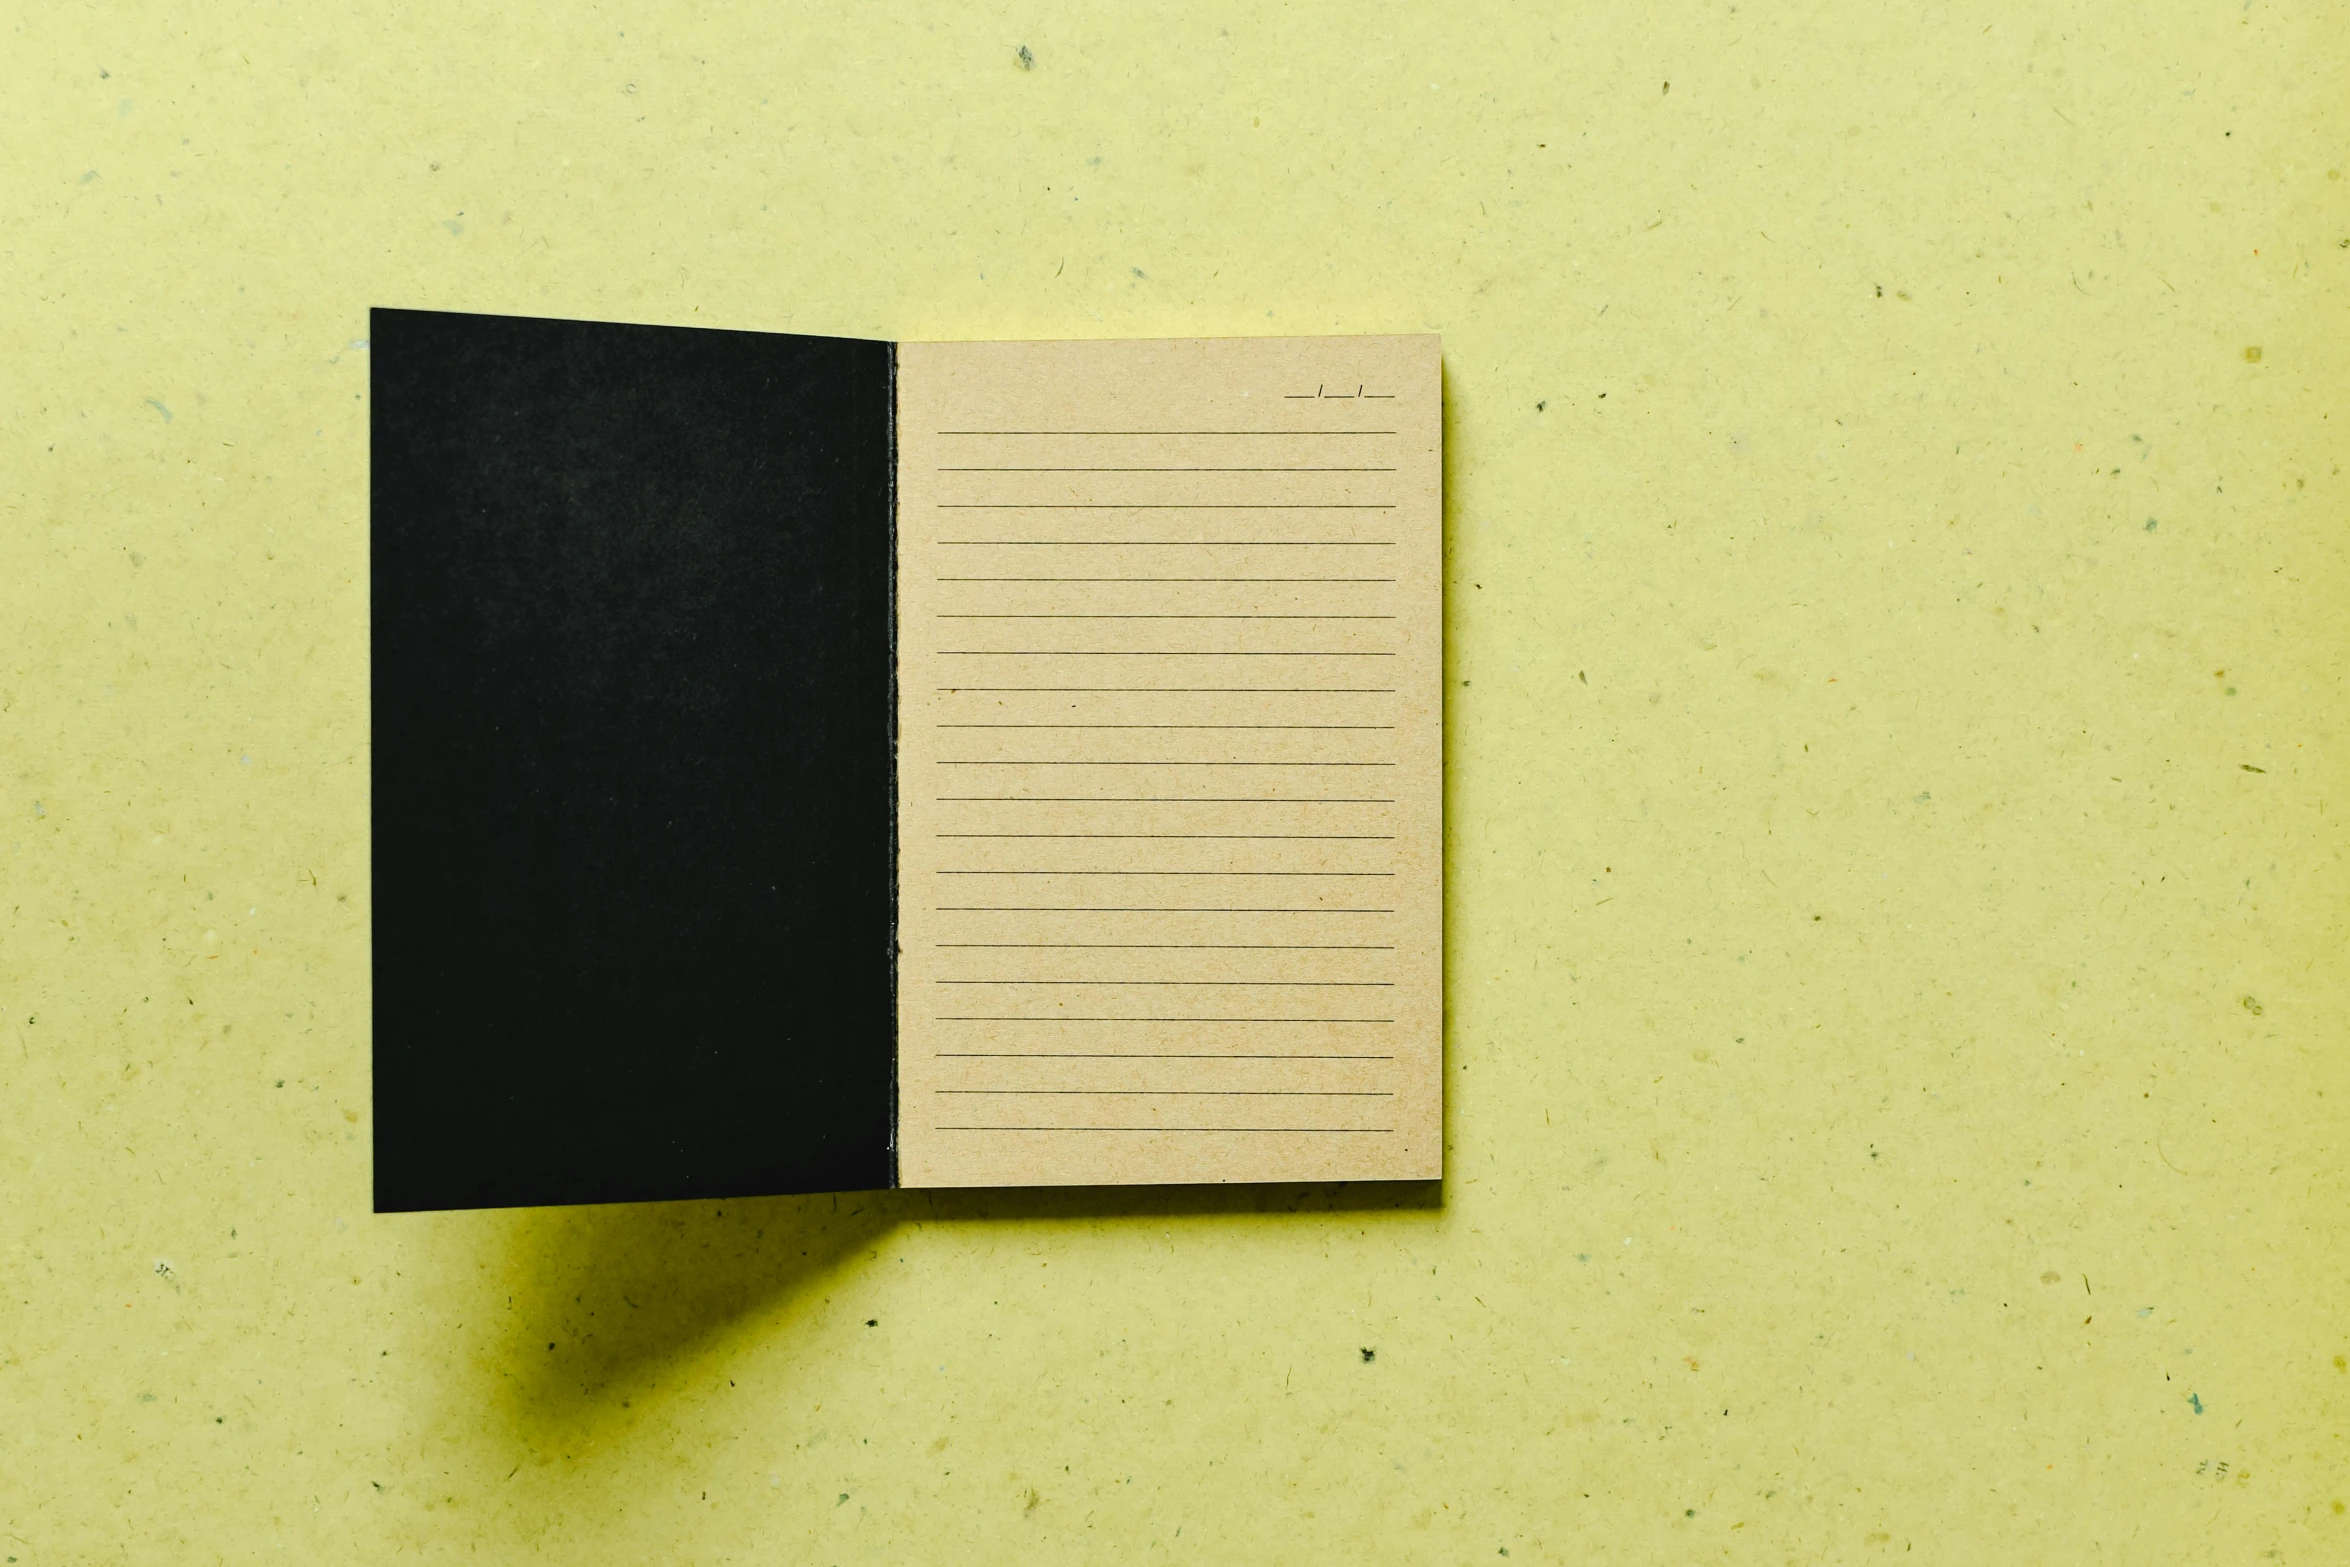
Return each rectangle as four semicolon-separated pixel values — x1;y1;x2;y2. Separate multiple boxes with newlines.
3;5;2343;1562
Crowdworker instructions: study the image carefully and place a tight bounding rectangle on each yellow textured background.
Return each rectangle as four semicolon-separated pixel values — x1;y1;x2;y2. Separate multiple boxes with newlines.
5;4;2344;1560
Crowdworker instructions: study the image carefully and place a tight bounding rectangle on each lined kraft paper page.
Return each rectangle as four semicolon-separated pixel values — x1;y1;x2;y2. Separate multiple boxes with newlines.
894;335;1443;1187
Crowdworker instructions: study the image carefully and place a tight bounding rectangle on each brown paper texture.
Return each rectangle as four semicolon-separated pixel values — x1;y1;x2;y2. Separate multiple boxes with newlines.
894;336;1442;1185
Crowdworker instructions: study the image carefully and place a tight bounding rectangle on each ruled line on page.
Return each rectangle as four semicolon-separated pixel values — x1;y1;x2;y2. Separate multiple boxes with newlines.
939;800;1394;806
932;906;1396;914
935;761;1395;768
933;687;1398;693
936;577;1398;583
925;545;1391;552
937;1051;1396;1058
933;613;1398;620
938;465;1398;473
933;429;1399;436
935;503;1397;510
933;1127;1399;1134
934;724;1396;731
935;653;1397;659
934;1089;1396;1096
933;979;1396;986
932;870;1396;877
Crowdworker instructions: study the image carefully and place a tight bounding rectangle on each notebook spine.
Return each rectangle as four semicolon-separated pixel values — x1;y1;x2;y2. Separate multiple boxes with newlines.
884;339;902;1189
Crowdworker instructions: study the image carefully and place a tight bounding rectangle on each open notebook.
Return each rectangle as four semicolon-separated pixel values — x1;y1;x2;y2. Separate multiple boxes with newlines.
370;309;1441;1209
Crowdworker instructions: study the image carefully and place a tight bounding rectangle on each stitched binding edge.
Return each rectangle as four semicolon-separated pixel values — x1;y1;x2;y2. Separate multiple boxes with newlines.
884;340;901;1189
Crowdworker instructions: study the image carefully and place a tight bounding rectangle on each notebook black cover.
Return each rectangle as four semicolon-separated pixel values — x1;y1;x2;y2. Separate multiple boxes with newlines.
370;308;897;1211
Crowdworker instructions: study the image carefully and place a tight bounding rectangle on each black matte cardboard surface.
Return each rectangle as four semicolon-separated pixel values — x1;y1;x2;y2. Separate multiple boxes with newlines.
370;309;897;1211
